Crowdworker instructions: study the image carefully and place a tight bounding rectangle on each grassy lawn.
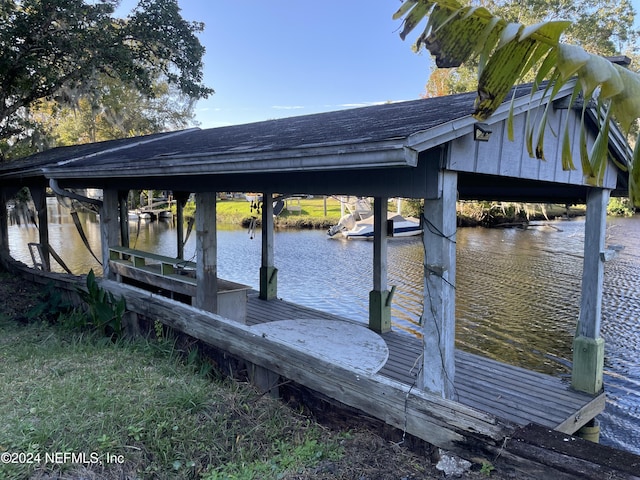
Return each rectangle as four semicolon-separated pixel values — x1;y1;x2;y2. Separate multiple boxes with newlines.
185;196;344;228
0;317;343;480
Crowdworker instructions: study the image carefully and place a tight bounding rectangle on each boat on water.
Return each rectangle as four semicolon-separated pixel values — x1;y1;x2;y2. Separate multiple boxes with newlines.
129;210;153;221
328;213;422;239
327;197;422;240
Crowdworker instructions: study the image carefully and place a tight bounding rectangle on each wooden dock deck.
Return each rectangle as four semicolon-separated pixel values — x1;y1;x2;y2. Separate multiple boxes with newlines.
246;292;605;435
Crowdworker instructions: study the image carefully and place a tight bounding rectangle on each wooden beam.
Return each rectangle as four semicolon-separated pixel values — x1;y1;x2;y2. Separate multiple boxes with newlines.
369;197;391;333
420;169;457;398
4;260;634;479
0;188;9;257
504;423;640;480
372;197;388;292
175;192;190;260
576;188;610;339
100;189;120;280
572;188;610;394
97;279;514;457
29;185;50;272
195;192;218;313
260;192;277;300
118;190;130;249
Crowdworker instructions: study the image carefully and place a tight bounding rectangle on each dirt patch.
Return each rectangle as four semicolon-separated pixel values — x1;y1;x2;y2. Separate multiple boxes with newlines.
0;269;42;321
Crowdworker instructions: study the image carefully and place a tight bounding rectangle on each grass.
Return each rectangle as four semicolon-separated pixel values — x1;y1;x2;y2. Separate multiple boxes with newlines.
189;196;593;230
0;316;343;479
183;196;344;229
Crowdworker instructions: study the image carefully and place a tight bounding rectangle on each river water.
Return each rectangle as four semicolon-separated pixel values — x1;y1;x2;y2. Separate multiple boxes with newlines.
7;199;640;454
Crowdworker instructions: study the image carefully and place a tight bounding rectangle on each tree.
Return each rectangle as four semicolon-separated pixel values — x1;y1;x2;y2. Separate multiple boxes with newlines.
395;0;640;205
423;0;639;96
0;0;213;153
34;75;196;146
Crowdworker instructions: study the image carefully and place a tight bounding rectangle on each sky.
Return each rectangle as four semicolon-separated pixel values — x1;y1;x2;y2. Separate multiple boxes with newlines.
115;1;433;128
115;0;640;130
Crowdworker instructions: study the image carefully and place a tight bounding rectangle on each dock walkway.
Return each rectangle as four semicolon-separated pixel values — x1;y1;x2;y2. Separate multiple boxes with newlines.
246;292;605;435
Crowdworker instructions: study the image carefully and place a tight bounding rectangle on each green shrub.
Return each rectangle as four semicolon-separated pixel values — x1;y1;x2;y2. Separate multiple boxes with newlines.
607;197;635;217
76;269;126;338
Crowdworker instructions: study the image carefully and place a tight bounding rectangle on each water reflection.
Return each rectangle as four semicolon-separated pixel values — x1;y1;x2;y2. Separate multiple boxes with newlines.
7;199;640;454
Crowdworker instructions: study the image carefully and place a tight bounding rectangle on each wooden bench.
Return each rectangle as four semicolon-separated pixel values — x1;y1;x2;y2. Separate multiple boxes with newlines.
285;197;302;213
108;246;251;323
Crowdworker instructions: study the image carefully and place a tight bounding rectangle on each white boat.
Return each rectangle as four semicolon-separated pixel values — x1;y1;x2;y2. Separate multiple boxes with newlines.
328;213;421;239
129;210;152;221
327;197;421;239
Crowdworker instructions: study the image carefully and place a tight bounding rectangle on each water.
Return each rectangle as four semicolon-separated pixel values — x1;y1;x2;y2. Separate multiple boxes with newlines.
8;199;640;454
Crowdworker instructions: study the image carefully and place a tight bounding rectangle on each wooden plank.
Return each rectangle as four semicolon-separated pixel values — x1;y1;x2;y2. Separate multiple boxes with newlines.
101;189;120;280
506;423;640;480
554;393;606;434
175;192;190;260
109;246;196;268
455;379;580;421
421;168;457;397
3;260;616;475
573;188;609;394
455;377;575;427
500;114;528;178
577;188;610;339
260;192;277;300
537;108;562;182
448;136;476;173
455;363;579;410
456;353;588;404
109;262;196;297
30;186;50;271
372;196;388;291
0;189;8;256
244;295;601;432
99;279;513;456
195;192;217;313
249;319;389;375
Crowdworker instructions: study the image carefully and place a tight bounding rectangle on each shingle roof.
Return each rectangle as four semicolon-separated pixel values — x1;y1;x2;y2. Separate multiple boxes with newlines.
54;92;479;171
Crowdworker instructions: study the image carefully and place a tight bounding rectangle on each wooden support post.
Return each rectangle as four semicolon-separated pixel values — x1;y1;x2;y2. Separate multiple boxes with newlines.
29;185;51;271
248;363;280;398
195;192;218;313
0;188;9;258
118;190;130;249
260;192;278;300
0;187;19;265
175;192;190;260
100;189;120;280
420;168;457;399
369;196;391;333
572;188;610;394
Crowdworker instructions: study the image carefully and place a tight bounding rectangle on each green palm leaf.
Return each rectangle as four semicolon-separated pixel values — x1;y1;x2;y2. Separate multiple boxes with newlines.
394;0;640;205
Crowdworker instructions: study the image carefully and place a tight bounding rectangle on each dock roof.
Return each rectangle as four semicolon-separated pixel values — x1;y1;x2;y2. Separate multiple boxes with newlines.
0;81;631;202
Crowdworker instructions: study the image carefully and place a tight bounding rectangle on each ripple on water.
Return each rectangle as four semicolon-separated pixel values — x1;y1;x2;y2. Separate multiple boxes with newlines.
8;206;640;455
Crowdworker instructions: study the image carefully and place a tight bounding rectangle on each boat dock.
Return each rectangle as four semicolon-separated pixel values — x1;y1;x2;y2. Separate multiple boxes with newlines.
1;83;635;474
105;245;603;435
244;293;604;435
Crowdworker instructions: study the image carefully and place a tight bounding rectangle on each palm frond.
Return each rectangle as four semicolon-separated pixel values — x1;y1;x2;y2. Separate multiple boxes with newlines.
395;0;640;205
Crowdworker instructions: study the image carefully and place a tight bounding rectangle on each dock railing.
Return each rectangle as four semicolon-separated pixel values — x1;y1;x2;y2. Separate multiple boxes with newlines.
108;246;251;323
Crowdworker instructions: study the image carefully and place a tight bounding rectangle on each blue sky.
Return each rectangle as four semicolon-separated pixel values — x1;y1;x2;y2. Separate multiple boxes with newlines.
116;1;433;128
115;0;640;129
